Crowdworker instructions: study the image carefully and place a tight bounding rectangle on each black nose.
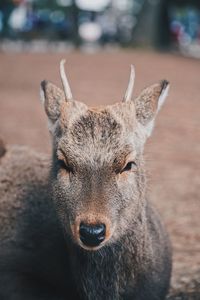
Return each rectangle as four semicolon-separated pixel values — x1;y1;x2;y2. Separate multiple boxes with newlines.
79;223;106;247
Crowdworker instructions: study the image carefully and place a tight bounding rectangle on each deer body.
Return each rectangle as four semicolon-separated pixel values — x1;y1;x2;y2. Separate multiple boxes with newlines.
0;63;172;300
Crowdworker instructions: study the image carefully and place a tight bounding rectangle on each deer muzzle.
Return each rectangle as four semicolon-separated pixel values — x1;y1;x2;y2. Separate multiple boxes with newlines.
71;214;113;250
79;223;106;247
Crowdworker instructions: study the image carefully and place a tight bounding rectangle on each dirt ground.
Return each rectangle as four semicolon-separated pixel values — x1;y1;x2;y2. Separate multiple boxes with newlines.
0;49;199;299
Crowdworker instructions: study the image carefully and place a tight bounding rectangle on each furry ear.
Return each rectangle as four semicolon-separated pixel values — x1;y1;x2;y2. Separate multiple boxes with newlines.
40;80;65;131
135;80;169;137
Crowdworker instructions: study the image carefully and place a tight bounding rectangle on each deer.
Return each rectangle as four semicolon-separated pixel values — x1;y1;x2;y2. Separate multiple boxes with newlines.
0;60;172;300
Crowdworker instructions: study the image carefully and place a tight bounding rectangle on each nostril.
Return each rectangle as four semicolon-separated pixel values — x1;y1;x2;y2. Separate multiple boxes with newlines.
79;223;106;247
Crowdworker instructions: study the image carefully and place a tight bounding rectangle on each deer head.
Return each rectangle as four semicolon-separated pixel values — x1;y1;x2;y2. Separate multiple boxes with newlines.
40;60;169;251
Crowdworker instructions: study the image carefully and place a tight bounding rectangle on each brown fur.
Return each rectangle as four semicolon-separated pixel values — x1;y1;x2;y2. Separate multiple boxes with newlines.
0;75;172;300
0;137;6;159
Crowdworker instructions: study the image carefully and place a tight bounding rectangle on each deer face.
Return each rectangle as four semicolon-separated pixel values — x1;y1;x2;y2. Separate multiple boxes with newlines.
40;61;169;251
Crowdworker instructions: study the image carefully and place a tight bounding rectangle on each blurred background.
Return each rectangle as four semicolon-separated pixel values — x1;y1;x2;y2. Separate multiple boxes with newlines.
0;1;200;299
0;0;200;57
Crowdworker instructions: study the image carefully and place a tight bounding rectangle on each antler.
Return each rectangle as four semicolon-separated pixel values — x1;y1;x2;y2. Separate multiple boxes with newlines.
60;59;73;101
123;65;135;102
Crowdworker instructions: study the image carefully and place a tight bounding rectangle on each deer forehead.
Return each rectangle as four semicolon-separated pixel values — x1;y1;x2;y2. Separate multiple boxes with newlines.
41;61;170;165
56;103;137;164
59;99;137;131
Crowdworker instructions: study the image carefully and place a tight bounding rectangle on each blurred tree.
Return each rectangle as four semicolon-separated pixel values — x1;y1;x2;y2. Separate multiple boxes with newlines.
0;0;16;37
132;0;200;48
132;0;168;48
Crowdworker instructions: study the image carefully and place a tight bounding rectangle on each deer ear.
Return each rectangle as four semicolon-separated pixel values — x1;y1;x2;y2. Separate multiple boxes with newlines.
135;80;169;137
40;80;65;131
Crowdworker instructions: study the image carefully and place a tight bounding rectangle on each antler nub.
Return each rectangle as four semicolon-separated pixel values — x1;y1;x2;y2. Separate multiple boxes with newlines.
123;65;135;102
60;59;73;101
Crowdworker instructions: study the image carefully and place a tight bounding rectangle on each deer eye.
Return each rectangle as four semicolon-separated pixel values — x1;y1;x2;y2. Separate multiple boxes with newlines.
121;161;137;173
57;159;73;173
